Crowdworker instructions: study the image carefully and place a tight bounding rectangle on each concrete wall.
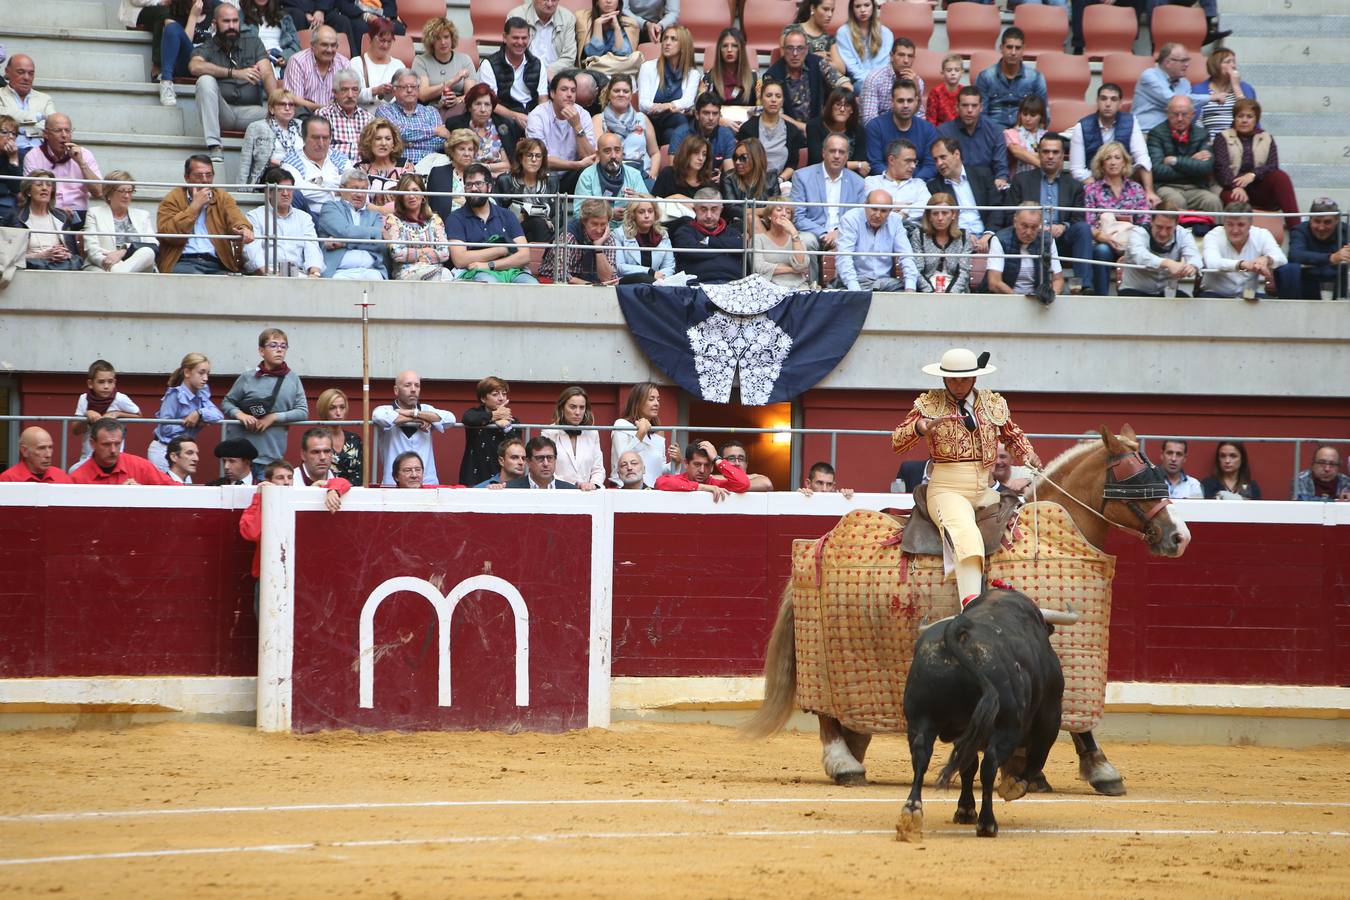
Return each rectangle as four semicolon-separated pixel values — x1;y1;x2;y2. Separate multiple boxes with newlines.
1;272;1346;397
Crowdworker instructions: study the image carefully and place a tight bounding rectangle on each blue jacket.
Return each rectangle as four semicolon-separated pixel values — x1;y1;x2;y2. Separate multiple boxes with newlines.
1287;221;1346;276
612;227;676;278
936;115;1010;183
863;114;938;180
974;63;1047;130
316;199;389;278
790;164;867;239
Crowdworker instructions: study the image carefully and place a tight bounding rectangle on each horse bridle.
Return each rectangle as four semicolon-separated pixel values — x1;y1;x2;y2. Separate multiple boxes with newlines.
1030;448;1172;544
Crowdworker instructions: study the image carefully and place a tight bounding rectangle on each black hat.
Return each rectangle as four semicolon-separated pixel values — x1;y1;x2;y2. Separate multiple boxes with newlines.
214;438;258;460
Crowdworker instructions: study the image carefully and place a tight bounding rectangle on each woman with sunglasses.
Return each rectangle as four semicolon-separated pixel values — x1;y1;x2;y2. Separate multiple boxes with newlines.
721;138;779;232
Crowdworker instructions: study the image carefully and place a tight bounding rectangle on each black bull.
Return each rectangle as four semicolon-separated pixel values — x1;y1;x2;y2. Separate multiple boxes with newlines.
896;588;1064;842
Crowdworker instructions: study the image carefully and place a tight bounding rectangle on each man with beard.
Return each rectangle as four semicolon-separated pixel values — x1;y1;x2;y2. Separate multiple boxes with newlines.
573;132;646;219
371;370;455;486
615;450;648;490
444;164;538;283
188;2;278;163
20;114;102;223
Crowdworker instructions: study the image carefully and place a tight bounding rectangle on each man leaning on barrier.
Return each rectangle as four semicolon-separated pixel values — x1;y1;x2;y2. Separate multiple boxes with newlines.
1120;200;1201;298
445;164;539;284
986;203;1064;302
835;189;918;293
1276;199;1350;301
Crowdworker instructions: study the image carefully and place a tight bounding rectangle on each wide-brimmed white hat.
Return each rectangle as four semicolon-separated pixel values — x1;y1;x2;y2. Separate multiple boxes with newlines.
921;348;996;378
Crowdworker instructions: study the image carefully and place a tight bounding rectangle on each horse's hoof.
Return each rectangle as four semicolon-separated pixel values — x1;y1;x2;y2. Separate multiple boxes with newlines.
896;803;923;843
976;819;999;838
952;805;977;825
996;773;1028;802
1025;773;1053;793
832;770;868;787
1079;751;1127;796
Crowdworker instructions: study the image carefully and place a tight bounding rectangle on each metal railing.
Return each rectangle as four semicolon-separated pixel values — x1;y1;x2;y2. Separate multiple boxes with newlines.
4;172;1346;294
1;415;1343;494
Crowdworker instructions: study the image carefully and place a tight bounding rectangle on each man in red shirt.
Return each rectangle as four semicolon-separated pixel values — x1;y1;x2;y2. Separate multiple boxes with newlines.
654;440;750;501
0;427;73;483
69;419;178;485
240;459;350;580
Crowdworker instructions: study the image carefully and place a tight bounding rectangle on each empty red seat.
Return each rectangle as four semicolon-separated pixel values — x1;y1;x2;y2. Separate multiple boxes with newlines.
879;1;935;50
743;0;801;59
944;2;1002;55
398;0;449;42
967;49;1000;83
1048;98;1095;131
1013;3;1069;56
1035;52;1090;102
1100;53;1155;110
1150;5;1206;52
1083;4;1137;59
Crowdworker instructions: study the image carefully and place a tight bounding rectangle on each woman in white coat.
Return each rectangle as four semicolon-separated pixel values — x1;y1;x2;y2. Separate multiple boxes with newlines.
82;171;159;273
609;381;681;488
542;386;607;491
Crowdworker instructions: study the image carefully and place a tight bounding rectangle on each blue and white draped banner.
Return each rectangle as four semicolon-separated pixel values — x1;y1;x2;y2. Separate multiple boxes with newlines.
616;275;872;405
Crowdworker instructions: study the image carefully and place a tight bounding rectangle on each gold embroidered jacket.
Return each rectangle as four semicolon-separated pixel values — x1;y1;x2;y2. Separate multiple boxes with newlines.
891;388;1035;470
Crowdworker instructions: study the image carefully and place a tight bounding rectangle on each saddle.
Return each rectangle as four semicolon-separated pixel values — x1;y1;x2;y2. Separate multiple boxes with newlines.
899;483;1024;558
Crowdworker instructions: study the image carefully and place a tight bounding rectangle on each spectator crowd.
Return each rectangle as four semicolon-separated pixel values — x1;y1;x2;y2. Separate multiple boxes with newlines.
0;3;1344;298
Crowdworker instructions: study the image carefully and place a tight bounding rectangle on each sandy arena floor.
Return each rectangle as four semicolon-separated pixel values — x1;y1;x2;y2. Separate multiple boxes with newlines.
1;721;1347;898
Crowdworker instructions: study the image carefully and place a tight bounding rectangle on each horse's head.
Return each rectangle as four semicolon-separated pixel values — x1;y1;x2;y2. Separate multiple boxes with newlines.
1099;424;1190;558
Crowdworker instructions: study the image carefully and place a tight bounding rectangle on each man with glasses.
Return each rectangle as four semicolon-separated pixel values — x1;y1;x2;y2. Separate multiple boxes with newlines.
372;370;455;487
375;69;452;166
865;139;930;222
506;436;578;490
316;168;388;279
718;441;773;492
222;327;309;482
1147;94;1221;215
188;3;278;163
1133;43;1195;134
445;163;538;283
156;153;254;274
20;113;102;224
764;26;829;128
1277;198;1350;300
317;70;373;161
283;25;352;113
1292;445;1350;502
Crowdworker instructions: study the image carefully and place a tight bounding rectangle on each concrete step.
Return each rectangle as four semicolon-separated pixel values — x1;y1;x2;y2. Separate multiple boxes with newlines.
43;78;189;108
31;50;149;84
1225;36;1349;66
1239;64;1350;88
1260;113;1350;138
1262;136;1350;167
0;0;112;29
1256;86;1350;116
1220;0;1343;16
57;101;195;137
1283;164;1350;192
1224;15;1350;37
71;131;243;189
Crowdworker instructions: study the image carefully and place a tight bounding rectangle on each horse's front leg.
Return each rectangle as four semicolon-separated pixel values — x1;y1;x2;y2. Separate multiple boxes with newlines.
1072;729;1126;796
819;715;869;785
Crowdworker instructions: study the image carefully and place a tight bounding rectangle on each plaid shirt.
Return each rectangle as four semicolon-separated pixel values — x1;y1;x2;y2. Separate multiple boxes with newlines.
317;102;373;162
859;67;927;124
375;102;445;165
540;228;617;283
283;49;352;107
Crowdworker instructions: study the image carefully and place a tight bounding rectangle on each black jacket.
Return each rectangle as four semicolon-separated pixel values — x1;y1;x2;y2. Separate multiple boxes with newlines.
926;166;1005;231
423;161;459;225
505;475;578;489
458;405;517;487
737;115;807;173
445;112;521;164
1005;169;1086;226
670;219;745;284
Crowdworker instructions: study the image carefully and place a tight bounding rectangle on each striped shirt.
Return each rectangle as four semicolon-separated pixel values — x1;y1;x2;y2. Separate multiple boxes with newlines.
316;102;373;162
375;102;446;165
282;49;352;107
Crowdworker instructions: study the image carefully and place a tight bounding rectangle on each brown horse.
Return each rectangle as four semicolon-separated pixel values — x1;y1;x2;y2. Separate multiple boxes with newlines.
745;425;1191;795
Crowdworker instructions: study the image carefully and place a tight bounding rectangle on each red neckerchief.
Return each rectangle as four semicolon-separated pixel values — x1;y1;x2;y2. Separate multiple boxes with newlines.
1170;126;1191;145
43;140;72;165
85;390;115;414
256;362;291;378
693;218;726;238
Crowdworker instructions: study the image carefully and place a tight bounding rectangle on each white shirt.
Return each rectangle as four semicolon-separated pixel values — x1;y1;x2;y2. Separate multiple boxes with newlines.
529;20;557;67
283;155;341;210
609;417;678;487
823;170;844;230
1201;226;1288;297
1167;472;1204;499
541;427;606;488
864;173;931;221
72;391;140;466
993;234;1062;294
1067;116;1151;183
371;403;456;486
244;205;324;275
354;54;404;108
528;476;558;489
943;169;985;235
169;471;193;484
477;55;548;108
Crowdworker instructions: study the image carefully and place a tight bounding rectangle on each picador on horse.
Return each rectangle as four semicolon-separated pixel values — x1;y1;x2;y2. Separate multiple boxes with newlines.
747;347;1192;835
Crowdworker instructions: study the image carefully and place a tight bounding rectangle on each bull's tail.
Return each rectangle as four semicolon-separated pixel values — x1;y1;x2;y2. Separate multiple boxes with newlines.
936;614;1000;788
741;583;797;738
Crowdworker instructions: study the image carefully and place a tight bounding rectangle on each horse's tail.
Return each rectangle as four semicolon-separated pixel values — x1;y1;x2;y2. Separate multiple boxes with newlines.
936;613;1000;789
741;582;797;739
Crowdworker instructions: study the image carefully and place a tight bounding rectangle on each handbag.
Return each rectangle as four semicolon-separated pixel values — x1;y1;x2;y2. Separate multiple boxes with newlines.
238;372;287;419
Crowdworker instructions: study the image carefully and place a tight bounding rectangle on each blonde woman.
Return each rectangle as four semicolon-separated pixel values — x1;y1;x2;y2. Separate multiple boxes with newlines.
413;17;477;120
437;128;481;210
541;386;607;491
239;89;303;184
383;172;452;281
637;25;701;144
149;352;223;472
753;197;812;288
83;172;158;273
831;0;892;85
613;196;675;283
315;387;363;482
355;118;410;212
576;0;643;76
907;192;972;293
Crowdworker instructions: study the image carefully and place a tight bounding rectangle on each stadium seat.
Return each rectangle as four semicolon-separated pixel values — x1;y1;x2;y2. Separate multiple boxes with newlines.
560;0;589;13
637;42;659;64
679;2;728;50
879;1;935;50
1150;5;1206;53
1012;3;1068;56
743;0;801;60
300;29;352;60
1048;98;1094;131
1083;4;1137;59
363;34;416;67
1253;212;1286;247
913;48;944;89
944;2;1001;55
398;0;448;42
471;0;519;50
968;50;1000;82
1035;52;1090;102
1100;53;1155;110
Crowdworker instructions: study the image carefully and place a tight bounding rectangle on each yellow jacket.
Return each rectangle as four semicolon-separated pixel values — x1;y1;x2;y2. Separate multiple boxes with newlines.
891;388;1035;470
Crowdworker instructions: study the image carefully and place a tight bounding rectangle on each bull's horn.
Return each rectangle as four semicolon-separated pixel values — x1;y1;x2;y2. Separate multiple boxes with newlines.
1040;607;1079;625
917;614;956;634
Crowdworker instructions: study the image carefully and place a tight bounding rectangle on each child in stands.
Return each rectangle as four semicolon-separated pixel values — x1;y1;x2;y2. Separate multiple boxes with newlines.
926;53;964;129
71;359;140;470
